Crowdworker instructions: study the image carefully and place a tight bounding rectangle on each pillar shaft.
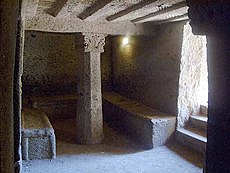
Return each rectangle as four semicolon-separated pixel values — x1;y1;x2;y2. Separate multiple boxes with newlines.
0;1;19;173
76;33;107;144
206;33;230;173
187;1;230;172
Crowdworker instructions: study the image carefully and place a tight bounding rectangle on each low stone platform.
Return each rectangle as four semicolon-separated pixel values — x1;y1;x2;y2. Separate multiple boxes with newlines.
21;108;56;160
30;94;79;120
103;92;176;149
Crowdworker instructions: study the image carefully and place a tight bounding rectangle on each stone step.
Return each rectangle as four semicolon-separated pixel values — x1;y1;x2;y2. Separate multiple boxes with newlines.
176;126;207;155
190;115;207;131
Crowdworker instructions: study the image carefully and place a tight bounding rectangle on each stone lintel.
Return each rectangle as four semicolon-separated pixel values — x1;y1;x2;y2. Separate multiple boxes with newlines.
25;16;156;36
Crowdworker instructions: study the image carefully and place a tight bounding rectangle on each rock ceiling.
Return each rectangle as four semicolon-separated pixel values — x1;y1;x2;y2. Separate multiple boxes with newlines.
23;0;188;34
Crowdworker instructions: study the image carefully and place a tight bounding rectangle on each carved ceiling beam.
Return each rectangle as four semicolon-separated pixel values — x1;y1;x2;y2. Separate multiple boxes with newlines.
107;0;158;22
47;0;68;17
78;0;113;20
132;1;187;23
153;13;189;25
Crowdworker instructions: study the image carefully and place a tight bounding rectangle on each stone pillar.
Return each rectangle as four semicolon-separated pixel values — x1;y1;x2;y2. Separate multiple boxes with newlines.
76;33;107;144
187;1;230;172
0;1;19;173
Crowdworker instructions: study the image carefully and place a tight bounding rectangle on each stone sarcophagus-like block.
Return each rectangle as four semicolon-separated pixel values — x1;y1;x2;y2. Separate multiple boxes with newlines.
103;92;176;149
21;109;56;160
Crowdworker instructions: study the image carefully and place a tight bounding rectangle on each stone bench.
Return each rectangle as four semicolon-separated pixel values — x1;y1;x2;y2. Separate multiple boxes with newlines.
103;92;176;149
28;94;79;120
21;108;56;160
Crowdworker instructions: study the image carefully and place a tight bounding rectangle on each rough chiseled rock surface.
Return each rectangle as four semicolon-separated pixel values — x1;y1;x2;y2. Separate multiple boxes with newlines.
112;22;185;116
23;31;112;96
178;23;207;127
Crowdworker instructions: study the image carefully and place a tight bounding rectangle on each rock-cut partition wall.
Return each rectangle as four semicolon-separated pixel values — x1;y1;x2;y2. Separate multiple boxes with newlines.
23;31;78;96
22;31;112;97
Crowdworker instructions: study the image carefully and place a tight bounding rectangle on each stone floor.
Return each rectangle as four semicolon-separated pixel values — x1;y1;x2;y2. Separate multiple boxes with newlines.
22;118;203;173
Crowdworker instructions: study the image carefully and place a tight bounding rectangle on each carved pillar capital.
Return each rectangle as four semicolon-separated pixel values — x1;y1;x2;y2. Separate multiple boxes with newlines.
82;33;107;53
187;0;230;35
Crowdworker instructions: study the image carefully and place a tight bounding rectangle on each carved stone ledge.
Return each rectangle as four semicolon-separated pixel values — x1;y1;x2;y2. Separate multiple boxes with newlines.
187;0;230;34
82;33;107;53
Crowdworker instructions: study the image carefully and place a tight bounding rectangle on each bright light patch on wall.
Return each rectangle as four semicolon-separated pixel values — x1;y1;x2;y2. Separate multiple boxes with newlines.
123;37;129;45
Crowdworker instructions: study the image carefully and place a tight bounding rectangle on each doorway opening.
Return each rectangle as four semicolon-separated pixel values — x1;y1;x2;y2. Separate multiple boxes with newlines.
178;22;208;127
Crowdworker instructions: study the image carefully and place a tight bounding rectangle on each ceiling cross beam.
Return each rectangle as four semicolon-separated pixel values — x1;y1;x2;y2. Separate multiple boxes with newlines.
47;0;68;17
153;13;189;25
132;1;187;23
78;0;113;20
107;0;158;22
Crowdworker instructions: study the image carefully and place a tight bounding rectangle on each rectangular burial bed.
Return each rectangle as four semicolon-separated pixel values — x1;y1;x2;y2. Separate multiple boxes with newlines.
30;94;79;120
21;108;56;160
103;92;176;149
